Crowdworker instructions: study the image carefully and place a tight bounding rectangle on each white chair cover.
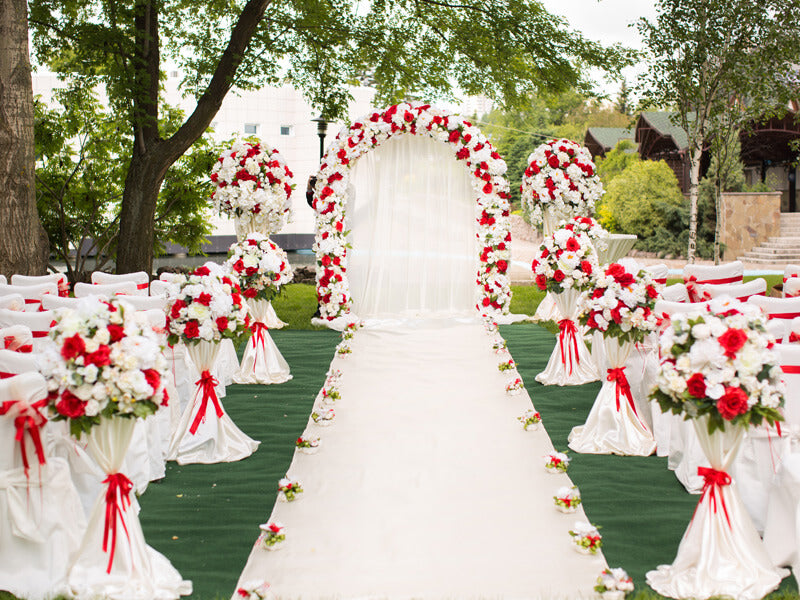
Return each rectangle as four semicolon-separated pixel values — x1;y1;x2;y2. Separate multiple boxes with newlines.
788;318;800;344
645;263;669;285
783;264;800;282
40;295;83;311
683;261;744;302
116;295;167;311
91;271;150;294
74;281;140;298
168;341;259;464
0;274;5;285
660;283;689;302
767;319;791;344
749;295;800;322
0;293;25;311
763;453;800;589
785;278;800;298
0;372;86;600
568;337;656;456
0;282;58;311
0;325;34;353
149;279;174;297
0;309;56;352
234;299;291;385
699;278;767;302
0;349;40;377
11;273;68;296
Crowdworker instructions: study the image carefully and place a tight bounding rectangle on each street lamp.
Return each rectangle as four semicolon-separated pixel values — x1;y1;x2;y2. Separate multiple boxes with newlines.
311;115;328;161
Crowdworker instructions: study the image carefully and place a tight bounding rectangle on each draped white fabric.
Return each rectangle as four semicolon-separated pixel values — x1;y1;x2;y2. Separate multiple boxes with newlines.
264;301;287;329
235;321;608;598
347;135;478;319
67;416;191;599
647;417;787;599
234;299;292;385
568;337;656;456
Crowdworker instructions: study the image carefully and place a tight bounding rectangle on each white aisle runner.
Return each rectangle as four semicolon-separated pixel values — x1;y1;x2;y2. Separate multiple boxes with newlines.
235;320;606;599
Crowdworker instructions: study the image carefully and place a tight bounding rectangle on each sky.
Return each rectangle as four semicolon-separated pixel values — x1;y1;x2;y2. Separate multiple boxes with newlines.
537;0;658;97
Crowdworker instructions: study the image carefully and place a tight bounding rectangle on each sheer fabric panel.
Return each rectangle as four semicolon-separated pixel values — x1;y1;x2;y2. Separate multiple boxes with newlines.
347;135;478;318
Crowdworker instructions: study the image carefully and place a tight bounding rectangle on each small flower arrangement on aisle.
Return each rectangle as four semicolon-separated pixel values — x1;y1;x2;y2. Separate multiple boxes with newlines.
594;568;634;598
498;358;516;372
295;436;321;454
235;581;272;599
506;377;525;396
258;522;286;551
311;408;335;426
320;383;340;406
226;234;294;303
544;451;570;473
336;341;352;357
553;486;582;513
492;338;508;354
569;521;602;555
483;318;499;336
277;477;303;502
518;410;541;431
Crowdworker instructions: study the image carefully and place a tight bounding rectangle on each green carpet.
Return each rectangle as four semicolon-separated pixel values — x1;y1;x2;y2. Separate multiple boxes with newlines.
132;324;799;599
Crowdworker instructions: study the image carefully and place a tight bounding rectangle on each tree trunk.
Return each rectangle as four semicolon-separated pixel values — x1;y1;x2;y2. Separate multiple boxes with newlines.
0;0;48;278
713;174;722;265
686;146;703;263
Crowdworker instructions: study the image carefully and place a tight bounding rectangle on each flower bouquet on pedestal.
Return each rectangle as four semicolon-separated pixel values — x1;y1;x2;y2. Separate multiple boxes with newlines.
595;568;634;600
166;266;259;465
569;521;602;555
646;298;787;600
554;486;581;513
569;261;658;456
42;297;191;599
257;522;286;551
227;234;293;385
533;230;600;386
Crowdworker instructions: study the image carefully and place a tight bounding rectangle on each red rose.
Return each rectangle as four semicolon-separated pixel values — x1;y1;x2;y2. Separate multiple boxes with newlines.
535;274;548;291
56;390;85;418
107;324;125;343
580;260;593;275
718;328;748;359
497;259;508;273
482;182;493;194
196;292;212;306
482;297;491;307
717;386;750;420
143;368;161;393
565;237;580;252
547;155;560;169
541;247;549;259
85;345;111;367
243;287;258;299
216;316;229;332
448;129;460;143
184;321;200;339
194;266;210;276
553;269;565;282
61;334;86;360
686;373;706;398
646;285;658;299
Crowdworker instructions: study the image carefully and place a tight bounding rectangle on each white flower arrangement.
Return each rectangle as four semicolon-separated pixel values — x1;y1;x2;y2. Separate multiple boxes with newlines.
544;451;570;473
553;486;582;513
483;318;500;336
258;522;286;551
579;261;660;344
295;436;321;454
313;102;512;320
506;377;525;395
492;338;508;354
225;234;293;302
498;358;516;372
518;410;541;430
210;139;294;235
235;581;272;599
165;263;251;346
336;341;352;357
325;368;342;385
652;297;784;434
41;297;170;437
277;476;303;502
595;568;634;596
532;229;599;294
569;520;602;555
311;408;335;426
521;139;603;226
320;384;341;406
560;215;609;253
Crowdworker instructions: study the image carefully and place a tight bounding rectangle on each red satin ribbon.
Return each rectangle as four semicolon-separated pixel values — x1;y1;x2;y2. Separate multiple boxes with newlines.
782;365;800;373
558;319;580;375
789;333;800;343
31;330;48;338
102;472;133;574
607;366;637;413
189;370;224;435
0;372;15;379
737;292;765;301
684;274;742;302
136;282;149;290
695;466;732;528
4;336;32;352
0;398;47;475
769;311;800;320
653;277;667;284
250;322;269;373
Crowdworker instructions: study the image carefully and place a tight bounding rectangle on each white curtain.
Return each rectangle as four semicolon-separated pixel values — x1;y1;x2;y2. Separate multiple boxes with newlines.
347;134;478;318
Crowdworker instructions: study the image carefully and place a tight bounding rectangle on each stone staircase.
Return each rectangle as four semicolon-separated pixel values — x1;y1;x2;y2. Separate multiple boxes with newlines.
740;213;800;265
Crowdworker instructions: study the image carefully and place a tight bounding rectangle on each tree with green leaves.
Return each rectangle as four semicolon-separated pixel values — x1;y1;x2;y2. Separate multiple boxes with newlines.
637;0;800;263
28;0;632;274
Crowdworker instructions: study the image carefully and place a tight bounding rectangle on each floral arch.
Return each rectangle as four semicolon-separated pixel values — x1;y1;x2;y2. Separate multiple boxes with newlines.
312;102;513;321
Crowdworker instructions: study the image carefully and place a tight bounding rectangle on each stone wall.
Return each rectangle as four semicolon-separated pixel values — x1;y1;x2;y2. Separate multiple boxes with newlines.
720;191;782;261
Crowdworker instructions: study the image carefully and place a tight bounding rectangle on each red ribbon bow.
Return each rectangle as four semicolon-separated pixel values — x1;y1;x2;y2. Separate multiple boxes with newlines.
606;367;636;412
4;336;32;353
189;370;224;435
0;399;47;475
102;472;133;574
789;332;800;343
696;466;732;528
557;319;580;375
250;321;269;371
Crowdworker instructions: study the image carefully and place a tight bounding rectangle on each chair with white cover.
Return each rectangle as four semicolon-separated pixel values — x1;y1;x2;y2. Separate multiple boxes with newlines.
0;325;34;353
698;278;767;302
785;277;800;299
0;349;40;378
0;282;59;312
40;295;83;311
117;295;168;311
149;280;173;297
748;296;800;341
0;372;86;600
645;263;669;285
91;271;150;294
784;264;800;283
683;260;744;302
11;273;69;297
0;309;55;352
660;283;689;303
73;280;139;298
0;274;5;285
0;294;25;311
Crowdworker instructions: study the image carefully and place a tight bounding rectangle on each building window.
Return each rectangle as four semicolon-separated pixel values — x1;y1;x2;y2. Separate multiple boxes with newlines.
280;125;294;136
244;123;259;135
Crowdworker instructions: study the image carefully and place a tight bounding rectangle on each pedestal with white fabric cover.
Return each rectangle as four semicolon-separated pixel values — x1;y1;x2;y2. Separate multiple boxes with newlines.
646;417;787;599
569;337;656;455
0;373;86;600
532;208;562;323
169;341;259;464
536;288;599;386
234;299;292;384
67;416;191;599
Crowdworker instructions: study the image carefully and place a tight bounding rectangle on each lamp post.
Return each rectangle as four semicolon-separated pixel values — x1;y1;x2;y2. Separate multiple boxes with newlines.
311;115;328;160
